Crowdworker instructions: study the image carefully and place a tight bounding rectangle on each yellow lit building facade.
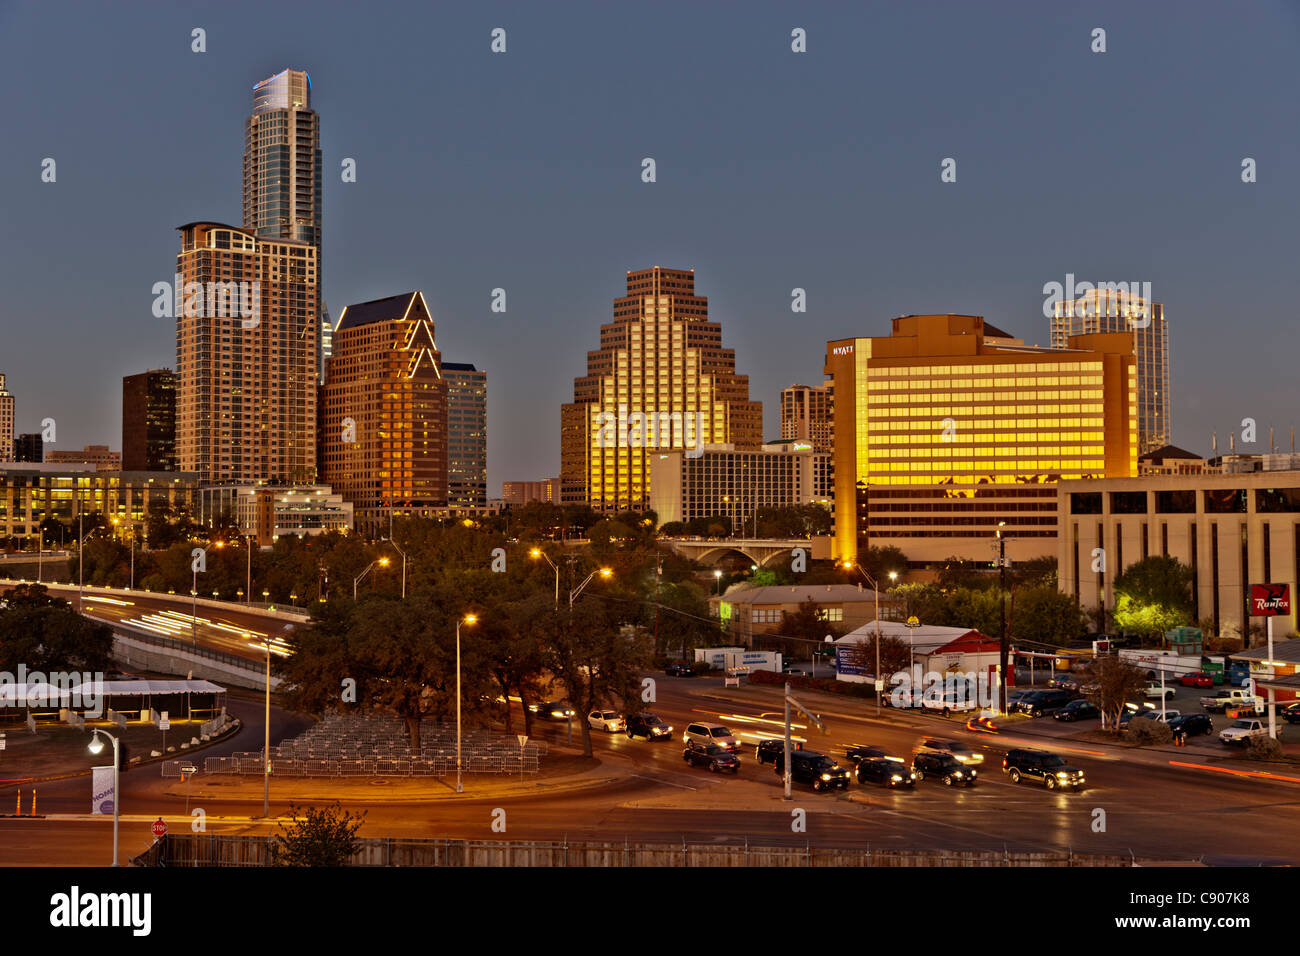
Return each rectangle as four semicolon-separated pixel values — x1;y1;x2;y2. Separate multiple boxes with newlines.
561;267;762;512
824;314;1137;567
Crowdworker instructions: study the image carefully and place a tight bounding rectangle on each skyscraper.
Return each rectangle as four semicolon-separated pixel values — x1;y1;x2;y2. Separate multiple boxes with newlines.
443;363;487;511
825;314;1138;566
561;267;762;512
174;221;318;485
122;369;177;472
780;383;833;452
1050;288;1169;454
14;434;42;463
0;373;12;463
319;292;448;535
242;68;329;381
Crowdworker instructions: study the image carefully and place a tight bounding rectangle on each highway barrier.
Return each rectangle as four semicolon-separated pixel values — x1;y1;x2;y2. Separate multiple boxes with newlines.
134;835;1169;868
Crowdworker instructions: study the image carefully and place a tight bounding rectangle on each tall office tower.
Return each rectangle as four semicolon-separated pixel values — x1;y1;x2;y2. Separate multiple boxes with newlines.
560;267;763;512
242;69;329;381
780;383;833;452
825;314;1138;567
174;222;318;485
443;362;487;510
122;369;177;472
319;292;448;535
1050;288;1168;454
14;434;42;463
0;373;12;462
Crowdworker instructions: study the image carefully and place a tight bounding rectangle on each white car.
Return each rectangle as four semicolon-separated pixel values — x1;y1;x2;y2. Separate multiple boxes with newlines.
1219;719;1267;745
682;721;741;751
587;710;625;733
1143;682;1177;700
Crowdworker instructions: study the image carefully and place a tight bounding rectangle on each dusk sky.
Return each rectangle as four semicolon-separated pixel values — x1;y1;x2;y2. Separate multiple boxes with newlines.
2;0;1297;491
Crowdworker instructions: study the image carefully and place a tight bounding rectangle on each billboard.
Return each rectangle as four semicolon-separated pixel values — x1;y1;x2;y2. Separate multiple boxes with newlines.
91;765;115;815
1250;583;1291;616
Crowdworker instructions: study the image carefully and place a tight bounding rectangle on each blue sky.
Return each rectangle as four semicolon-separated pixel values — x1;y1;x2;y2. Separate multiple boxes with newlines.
1;0;1297;489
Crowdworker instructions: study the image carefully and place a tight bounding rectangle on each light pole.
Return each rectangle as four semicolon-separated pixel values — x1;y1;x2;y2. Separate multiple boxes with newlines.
245;533;254;604
570;567;612;610
87;730;120;866
714;569;723;595
455;613;478;793
263;623;291;817
191;564;198;644
353;557;389;599
529;548;560;611
996;521;1009;715
843;562;898;715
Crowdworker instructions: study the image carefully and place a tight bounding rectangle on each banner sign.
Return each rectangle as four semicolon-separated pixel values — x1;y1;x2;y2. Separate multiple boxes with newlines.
1250;583;1291;616
91;765;115;815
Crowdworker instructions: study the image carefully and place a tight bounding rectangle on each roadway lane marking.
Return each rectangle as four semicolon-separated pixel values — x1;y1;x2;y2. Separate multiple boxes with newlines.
1168;760;1300;784
626;773;700;791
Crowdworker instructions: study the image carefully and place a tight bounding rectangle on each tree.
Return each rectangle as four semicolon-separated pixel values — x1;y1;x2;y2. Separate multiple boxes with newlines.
844;631;912;681
1113;556;1194;640
271;802;367;866
1009;586;1086;647
0;584;114;673
857;545;908;583
1086;655;1148;734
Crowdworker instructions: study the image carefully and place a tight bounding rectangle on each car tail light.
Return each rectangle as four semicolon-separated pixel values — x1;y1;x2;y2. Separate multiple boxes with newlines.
1002;757;1008;768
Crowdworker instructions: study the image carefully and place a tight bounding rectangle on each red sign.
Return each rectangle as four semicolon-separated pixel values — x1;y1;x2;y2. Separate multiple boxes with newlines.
1250;583;1291;617
151;818;167;838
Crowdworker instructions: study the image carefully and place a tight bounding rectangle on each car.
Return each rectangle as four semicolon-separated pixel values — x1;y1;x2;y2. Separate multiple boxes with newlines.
913;737;984;766
1143;682;1177;700
1219;718;1267;745
682;722;741;751
1016;689;1075;717
1168;713;1214;738
587;710;625;733
773;749;850;792
1282;703;1300;725
855;756;916;788
757;738;802;764
1179;672;1214;688
844;744;891;764
665;662;695;677
683;740;740;773
1053;699;1100;722
625;712;674;740
911;752;976;787
530;701;575;721
1002;748;1086;790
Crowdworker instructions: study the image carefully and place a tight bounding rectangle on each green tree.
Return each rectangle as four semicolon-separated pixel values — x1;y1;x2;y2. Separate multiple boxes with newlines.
0;585;114;673
1086;655;1148;734
1009;586;1086;647
1113;556;1194;640
271;802;367;866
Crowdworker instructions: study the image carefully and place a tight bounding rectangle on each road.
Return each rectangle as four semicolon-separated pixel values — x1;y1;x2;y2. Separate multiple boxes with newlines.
3;677;1298;865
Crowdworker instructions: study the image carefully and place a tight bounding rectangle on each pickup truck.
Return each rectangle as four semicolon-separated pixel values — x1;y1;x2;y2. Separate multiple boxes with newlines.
884;688;977;716
1143;682;1177;700
1219;718;1267;745
1200;688;1261;713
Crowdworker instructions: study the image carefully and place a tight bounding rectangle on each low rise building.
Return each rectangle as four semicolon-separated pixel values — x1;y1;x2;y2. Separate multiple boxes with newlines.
710;583;898;645
200;484;353;546
0;463;198;541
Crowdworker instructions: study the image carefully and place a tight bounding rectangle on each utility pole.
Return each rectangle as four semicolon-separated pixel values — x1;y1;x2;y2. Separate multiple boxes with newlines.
654;550;662;653
996;522;1009;715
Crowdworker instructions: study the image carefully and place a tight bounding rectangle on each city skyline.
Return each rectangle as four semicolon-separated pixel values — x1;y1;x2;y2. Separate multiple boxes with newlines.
1;1;1297;494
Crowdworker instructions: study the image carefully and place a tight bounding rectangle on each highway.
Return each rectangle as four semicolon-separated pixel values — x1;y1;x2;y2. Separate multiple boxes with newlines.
3;676;1298;866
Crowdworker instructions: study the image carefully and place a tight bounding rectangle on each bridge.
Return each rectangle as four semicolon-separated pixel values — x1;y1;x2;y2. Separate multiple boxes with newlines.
660;536;834;569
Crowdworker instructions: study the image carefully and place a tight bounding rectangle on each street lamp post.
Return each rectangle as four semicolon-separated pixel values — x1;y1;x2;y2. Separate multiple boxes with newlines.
386;539;408;599
844;562;898;715
455;614;478;793
530;548;560;611
352;558;389;599
246;534;253;604
87;730;120;866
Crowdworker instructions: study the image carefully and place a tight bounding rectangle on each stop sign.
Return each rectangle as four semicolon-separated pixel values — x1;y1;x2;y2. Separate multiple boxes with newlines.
151;818;167;838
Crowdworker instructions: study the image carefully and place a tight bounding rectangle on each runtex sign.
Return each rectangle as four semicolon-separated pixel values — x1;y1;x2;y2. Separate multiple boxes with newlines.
1250;583;1291;617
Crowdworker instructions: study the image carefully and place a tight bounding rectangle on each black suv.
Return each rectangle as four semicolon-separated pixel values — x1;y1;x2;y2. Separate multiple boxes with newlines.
856;757;916;788
757;738;802;764
1168;713;1213;738
1053;699;1099;722
1003;748;1085;790
773;750;850;792
665;662;694;677
1016;689;1074;717
844;744;891;764
912;752;977;787
625;712;674;740
683;741;740;773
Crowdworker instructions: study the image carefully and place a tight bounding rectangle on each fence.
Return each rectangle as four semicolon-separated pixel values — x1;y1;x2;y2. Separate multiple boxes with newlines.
160;757;201;778
133;834;1166;868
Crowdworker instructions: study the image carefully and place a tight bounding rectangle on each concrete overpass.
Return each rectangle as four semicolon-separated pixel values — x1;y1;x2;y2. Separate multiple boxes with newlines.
660;536;833;569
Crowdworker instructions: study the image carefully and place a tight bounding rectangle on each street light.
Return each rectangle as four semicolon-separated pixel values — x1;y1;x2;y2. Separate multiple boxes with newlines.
455;613;478;793
87;730;120;866
352;557;390;599
714;569;723;595
570;567;612;610
530;548;560;610
843;560;898;716
385;539;408;599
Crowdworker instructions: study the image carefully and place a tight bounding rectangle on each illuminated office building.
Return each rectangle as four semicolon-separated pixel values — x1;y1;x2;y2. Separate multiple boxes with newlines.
319;291;447;535
780;383;833;452
1050;288;1168;454
0;374;13;463
443;363;487;511
825;314;1137;567
561;267;762;512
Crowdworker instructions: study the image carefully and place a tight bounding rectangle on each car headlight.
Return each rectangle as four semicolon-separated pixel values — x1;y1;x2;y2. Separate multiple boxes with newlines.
890;774;902;782
821;773;832;780
953;771;963;778
1056;772;1069;779
969;769;977;777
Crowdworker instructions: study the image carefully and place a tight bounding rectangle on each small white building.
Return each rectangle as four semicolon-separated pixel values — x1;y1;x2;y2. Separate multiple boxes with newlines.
833;619;1001;685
